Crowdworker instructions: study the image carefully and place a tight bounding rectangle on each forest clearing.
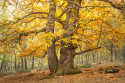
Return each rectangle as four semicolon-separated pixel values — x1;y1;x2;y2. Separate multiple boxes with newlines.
0;61;125;83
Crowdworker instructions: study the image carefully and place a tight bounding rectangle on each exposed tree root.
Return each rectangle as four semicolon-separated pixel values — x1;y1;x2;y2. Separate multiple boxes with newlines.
39;66;82;80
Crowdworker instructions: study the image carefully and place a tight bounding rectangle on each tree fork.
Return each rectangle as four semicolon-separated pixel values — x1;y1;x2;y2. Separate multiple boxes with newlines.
58;0;82;75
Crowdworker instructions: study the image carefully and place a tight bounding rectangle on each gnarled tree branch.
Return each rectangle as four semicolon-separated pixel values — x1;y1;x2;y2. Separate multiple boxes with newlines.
99;0;125;10
74;46;102;55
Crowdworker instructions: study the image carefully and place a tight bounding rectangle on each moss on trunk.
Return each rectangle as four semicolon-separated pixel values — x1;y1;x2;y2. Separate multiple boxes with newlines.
55;64;82;76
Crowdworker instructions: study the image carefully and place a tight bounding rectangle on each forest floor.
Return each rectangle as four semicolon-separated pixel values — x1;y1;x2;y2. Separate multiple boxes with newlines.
0;61;125;83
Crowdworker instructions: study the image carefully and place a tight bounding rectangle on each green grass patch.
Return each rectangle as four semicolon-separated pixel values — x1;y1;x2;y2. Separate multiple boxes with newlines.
99;71;103;74
80;64;91;68
24;73;35;78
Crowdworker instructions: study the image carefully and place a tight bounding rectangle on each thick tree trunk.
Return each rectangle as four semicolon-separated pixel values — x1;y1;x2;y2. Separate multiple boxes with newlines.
47;41;58;75
46;0;58;75
55;0;82;75
60;43;75;67
56;43;81;75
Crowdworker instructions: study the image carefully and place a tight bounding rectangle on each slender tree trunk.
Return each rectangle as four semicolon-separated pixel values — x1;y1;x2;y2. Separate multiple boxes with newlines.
114;48;117;60
77;55;79;64
122;45;125;63
0;55;6;72
24;58;27;70
106;49;109;61
81;55;84;64
87;54;89;63
32;57;34;69
80;55;82;64
85;54;88;64
38;59;40;68
92;51;95;63
4;61;7;72
100;51;103;61
110;43;113;62
97;54;99;62
14;52;17;70
122;3;125;19
11;57;13;70
21;57;24;69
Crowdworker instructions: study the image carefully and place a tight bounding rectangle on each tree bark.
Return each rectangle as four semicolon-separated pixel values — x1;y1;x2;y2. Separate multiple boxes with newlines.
77;55;79;64
56;43;81;75
110;43;113;62
56;0;82;75
92;51;95;63
60;43;76;67
0;55;6;72
81;55;84;64
47;41;58;75
32;56;34;69
24;58;27;70
46;0;58;75
14;51;17;70
122;45;125;63
21;57;24;69
85;54;88;64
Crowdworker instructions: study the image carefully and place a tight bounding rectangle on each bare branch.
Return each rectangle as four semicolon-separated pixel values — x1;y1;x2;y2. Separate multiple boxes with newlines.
58;6;76;18
54;25;79;41
66;0;81;8
0;27;46;43
20;45;47;58
0;12;48;27
99;0;125;10
74;46;102;55
55;18;65;25
20;27;46;36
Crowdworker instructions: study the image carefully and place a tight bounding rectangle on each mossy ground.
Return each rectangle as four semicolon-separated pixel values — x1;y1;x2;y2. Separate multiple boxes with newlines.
55;66;82;76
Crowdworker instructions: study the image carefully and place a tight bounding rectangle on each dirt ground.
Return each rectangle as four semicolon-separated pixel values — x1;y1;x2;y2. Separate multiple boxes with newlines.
0;63;125;83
